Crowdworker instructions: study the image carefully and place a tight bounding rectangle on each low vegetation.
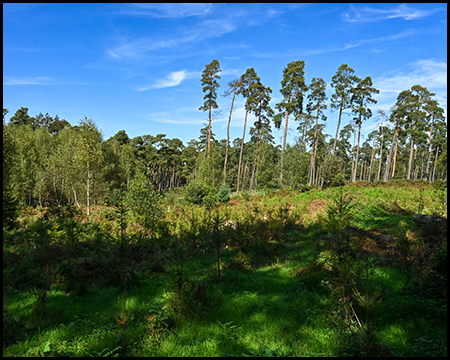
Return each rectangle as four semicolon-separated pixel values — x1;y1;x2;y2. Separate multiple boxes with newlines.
3;181;447;357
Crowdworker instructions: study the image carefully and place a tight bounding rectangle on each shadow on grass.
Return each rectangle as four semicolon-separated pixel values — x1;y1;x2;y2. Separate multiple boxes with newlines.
3;198;447;356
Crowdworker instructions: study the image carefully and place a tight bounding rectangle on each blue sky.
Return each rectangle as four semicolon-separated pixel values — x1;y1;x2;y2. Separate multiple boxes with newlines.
3;3;447;147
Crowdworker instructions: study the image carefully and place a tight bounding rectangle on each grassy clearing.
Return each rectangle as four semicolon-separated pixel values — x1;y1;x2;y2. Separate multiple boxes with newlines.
3;182;447;356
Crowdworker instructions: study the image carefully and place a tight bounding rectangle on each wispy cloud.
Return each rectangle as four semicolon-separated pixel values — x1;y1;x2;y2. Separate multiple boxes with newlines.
107;16;238;61
135;70;199;91
299;29;415;57
369;59;447;121
374;59;447;94
119;3;212;18
3;76;94;86
345;4;443;23
3;76;54;85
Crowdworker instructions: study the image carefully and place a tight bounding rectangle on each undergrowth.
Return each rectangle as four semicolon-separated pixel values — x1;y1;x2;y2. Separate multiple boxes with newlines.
3;182;447;356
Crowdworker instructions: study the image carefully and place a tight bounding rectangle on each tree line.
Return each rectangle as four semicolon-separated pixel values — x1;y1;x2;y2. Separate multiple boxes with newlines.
3;60;447;214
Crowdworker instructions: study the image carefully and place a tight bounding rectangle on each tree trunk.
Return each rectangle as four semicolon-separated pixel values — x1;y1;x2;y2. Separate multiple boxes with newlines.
368;141;378;182
406;139;414;180
332;101;344;155
171;161;176;190
280;110;290;187
391;128;399;180
360;158;365;181
73;185;80;208
207;108;212;156
223;90;236;182
309;111;319;186
432;145;439;182
383;129;396;181
407;124;416;180
377;134;384;181
425;116;434;181
352;121;362;182
236;106;249;196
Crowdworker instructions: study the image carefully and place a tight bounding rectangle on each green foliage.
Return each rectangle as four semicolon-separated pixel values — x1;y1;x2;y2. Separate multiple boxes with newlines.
331;173;345;187
126;176;163;235
217;184;231;202
184;179;216;205
324;187;355;234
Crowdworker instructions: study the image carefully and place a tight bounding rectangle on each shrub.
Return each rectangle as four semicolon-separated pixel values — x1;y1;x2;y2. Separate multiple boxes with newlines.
431;179;446;191
184;179;216;205
331;173;345;187
164;190;180;206
126;176;163;234
203;194;217;208
217;184;231;203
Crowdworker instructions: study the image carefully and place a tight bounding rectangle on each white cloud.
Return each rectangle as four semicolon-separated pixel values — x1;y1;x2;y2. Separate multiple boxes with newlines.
135;70;199;91
120;3;212;18
374;59;447;94
3;76;54;85
107;18;236;60
300;29;415;57
345;4;443;23
367;59;447;125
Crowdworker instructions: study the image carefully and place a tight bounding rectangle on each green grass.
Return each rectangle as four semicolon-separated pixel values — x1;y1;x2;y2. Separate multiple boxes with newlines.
3;183;447;356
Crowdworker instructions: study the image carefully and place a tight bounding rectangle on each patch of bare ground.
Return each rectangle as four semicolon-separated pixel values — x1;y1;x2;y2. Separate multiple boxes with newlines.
308;199;328;217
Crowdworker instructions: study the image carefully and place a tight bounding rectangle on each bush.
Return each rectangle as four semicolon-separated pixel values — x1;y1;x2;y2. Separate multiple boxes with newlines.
331;173;345;187
203;194;217;208
217;184;231;203
184;179;216;205
164;190;180;206
431;180;446;191
126;176;163;233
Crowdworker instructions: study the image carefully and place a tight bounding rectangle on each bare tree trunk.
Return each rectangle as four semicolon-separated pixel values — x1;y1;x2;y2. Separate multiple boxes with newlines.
237;107;249;196
432;145;439;182
391;128;399;180
171;162;176;190
377;136;384;181
309;111;319;186
280;110;290;187
368;142;378;182
223;90;236;182
425;115;435;181
73;185;80;208
207;108;212;156
332;102;344;155
383;129;396;182
352;121;362;182
360;158;365;181
407;139;415;180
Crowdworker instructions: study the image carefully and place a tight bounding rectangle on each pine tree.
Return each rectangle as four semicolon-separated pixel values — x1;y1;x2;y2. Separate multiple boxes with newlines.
236;68;260;195
349;76;379;182
330;64;359;155
222;78;244;183
199;59;221;157
306;77;328;185
274;60;308;187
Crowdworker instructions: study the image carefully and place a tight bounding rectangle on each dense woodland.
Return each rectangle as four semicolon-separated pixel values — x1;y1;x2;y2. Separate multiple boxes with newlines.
3;60;447;217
